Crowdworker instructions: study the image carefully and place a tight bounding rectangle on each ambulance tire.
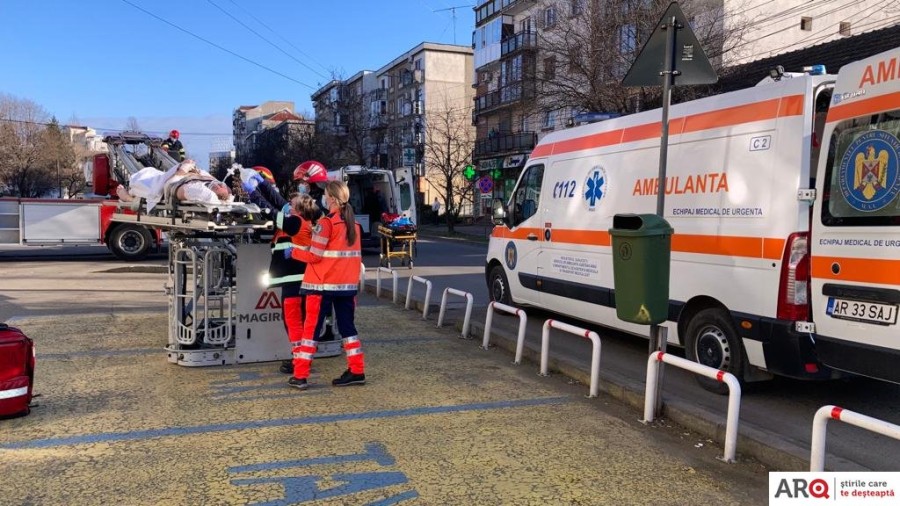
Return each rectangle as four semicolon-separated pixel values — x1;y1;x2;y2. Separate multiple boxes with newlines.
108;224;152;261
685;308;746;395
488;265;512;306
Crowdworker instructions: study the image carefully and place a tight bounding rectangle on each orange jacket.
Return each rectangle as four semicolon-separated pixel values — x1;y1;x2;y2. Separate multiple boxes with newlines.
268;211;312;286
290;212;361;294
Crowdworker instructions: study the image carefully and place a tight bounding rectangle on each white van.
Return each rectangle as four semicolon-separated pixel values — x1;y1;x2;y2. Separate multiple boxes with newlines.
486;47;900;389
328;165;418;248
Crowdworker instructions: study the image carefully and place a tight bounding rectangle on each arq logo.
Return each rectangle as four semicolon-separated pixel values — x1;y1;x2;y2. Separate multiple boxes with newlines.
774;478;829;500
255;290;282;310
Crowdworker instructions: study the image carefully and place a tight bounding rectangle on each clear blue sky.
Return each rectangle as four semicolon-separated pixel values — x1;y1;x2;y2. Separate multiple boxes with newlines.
0;0;476;167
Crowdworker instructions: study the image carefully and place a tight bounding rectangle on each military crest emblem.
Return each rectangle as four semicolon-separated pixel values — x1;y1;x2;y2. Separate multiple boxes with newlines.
839;130;900;212
504;241;517;270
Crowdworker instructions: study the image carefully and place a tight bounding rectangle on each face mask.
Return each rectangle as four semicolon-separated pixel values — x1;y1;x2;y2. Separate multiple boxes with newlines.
321;195;329;209
296;183;309;195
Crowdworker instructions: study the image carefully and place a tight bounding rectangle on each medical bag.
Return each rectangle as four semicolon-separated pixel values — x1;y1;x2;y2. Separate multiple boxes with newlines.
0;323;35;419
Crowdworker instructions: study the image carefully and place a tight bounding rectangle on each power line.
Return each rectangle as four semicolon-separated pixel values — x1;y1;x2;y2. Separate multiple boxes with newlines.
0;118;232;136
224;0;331;76
206;0;330;80
118;0;315;90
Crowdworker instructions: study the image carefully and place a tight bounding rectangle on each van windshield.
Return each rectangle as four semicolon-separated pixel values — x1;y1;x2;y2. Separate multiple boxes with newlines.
821;109;900;226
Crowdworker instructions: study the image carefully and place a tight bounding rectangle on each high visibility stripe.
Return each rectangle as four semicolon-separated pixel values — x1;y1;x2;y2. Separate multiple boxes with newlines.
531;95;805;158
322;250;361;258
811;256;900;286
300;339;317;347
312;236;329;245
273;243;309;251
342;335;360;344
826;91;900;124
0;386;27;400
302;282;360;291
491;227;786;260
346;348;363;356
294;352;314;360
276;213;284;229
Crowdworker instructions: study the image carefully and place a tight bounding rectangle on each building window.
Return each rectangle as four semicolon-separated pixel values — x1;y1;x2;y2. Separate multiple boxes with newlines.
570;0;584;17
542;110;555;130
839;21;851;36
520;16;532;33
800;16;812;31
619;24;636;54
543;7;556;28
544;57;556;81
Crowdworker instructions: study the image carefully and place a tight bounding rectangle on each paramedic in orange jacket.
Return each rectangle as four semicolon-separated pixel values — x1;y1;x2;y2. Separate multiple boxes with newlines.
284;181;365;390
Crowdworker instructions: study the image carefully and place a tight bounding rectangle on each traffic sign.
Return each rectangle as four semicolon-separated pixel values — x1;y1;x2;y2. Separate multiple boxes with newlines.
477;176;493;194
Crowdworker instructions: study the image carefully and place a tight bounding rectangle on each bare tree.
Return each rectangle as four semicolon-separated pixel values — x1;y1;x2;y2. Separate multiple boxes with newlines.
0;94;55;197
532;0;750;118
422;97;476;233
125;116;141;132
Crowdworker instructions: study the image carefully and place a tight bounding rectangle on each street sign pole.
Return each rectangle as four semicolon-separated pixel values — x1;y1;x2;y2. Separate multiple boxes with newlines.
656;15;678;217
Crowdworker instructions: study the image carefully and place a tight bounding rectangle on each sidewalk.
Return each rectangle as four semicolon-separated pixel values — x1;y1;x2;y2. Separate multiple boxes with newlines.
414;220;494;242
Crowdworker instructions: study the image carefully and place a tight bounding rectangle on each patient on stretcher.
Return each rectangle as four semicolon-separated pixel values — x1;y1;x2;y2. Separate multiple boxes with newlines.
116;160;234;211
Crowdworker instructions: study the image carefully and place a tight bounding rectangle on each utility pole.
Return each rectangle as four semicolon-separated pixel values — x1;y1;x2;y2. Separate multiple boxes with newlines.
434;5;473;45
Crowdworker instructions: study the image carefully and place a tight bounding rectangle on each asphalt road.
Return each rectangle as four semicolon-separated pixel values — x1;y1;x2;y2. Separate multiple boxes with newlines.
3;235;899;473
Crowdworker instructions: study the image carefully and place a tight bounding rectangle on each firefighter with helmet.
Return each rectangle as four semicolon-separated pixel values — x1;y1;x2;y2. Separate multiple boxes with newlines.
162;129;186;161
241;165;309;375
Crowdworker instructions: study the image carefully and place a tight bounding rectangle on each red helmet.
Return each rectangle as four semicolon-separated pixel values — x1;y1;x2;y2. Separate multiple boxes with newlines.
169;129;180;139
252;166;275;184
293;160;327;183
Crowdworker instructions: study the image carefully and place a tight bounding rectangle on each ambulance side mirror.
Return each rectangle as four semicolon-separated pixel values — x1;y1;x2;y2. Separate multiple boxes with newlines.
491;198;508;226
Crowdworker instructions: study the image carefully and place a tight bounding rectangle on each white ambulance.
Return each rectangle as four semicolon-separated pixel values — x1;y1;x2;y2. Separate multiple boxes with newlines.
486;47;900;390
328;165;418;248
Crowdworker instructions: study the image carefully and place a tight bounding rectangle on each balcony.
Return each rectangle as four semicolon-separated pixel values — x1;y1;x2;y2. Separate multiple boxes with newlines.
475;0;535;25
473;81;536;114
370;88;387;101
501;32;537;57
474;131;537;158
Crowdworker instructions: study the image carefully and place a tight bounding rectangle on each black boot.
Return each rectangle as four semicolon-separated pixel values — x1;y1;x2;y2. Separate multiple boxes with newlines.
279;360;293;374
332;369;366;387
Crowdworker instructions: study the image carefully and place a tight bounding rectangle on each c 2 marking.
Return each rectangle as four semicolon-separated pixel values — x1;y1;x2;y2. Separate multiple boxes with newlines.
750;135;771;151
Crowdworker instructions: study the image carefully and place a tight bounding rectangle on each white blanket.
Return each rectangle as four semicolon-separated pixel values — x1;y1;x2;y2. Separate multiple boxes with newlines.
128;166;226;211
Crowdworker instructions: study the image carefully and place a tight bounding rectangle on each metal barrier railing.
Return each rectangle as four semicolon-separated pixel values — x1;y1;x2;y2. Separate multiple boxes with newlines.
540;319;601;398
643;352;742;463
810;405;900;471
359;264;366;292
481;302;528;364
405;275;433;319
436;288;474;338
376;266;399;303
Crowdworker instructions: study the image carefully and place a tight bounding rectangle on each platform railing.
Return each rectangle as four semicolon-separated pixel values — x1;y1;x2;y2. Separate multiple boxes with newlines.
540;319;601;398
375;266;399;303
481;302;528;364
810;405;900;471
436;288;474;338
405;275;433;319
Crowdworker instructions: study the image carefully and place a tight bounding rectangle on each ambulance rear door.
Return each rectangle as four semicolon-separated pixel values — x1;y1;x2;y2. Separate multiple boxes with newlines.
810;47;900;383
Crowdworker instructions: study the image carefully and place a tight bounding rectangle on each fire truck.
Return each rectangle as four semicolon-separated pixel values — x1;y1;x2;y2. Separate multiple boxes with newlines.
0;133;176;260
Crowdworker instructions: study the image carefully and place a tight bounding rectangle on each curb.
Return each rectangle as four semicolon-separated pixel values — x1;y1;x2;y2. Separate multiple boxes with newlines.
359;282;869;472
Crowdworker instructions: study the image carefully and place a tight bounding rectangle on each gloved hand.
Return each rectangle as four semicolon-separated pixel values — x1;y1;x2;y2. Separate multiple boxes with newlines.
241;174;262;194
283;246;294;260
281;203;292;216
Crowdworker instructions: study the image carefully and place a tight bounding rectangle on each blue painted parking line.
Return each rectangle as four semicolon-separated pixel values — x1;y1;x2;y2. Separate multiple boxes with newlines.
2;396;570;449
230;442;395;472
217;390;332;403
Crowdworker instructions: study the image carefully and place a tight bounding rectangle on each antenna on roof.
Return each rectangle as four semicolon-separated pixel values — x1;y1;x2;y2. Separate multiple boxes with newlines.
434;5;473;45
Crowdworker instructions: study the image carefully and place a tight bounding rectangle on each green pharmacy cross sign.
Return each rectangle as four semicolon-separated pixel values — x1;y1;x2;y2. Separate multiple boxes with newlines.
463;165;476;181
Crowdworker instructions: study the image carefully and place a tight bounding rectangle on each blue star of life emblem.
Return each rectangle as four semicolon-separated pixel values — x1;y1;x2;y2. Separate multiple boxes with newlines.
583;167;608;210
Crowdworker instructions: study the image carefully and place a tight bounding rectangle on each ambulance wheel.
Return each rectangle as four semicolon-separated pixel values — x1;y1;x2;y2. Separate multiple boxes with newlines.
109;224;152;261
685;308;746;395
488;265;512;306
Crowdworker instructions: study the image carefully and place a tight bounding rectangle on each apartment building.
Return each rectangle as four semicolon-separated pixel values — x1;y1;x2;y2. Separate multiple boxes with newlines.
311;43;474;207
470;0;899;204
232;101;296;164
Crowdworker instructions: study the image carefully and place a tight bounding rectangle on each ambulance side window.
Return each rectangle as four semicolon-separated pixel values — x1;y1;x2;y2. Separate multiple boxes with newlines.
510;164;544;228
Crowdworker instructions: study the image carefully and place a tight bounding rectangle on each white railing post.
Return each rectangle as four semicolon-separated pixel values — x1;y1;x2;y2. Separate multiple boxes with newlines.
436;288;474;338
643;352;742;463
481;302;528;364
359;264;366;292
376;266;399;303
540;319;602;398
810;405;900;471
405;275;433;319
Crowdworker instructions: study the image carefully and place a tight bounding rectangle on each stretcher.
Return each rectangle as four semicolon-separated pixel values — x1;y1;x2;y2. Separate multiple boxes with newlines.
107;197;273;234
378;224;416;269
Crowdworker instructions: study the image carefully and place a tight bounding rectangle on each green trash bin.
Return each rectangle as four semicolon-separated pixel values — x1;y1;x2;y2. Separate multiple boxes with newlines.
609;214;673;325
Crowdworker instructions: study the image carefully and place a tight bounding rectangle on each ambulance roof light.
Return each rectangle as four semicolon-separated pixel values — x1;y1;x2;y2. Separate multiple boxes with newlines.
807;64;826;75
769;65;785;81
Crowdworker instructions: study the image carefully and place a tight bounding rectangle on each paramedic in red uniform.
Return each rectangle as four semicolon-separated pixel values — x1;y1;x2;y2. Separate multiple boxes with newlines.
242;166;313;375
285;181;365;390
162;129;186;161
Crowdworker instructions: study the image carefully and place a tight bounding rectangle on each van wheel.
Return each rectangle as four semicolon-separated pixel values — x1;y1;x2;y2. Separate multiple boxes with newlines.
488;265;512;306
685;308;745;395
109;225;152;261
